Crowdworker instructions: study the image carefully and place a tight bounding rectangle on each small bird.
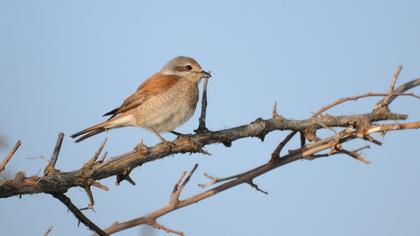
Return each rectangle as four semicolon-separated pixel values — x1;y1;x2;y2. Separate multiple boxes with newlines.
71;56;211;143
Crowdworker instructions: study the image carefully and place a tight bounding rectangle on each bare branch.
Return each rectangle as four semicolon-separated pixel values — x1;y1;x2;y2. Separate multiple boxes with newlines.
171;164;198;203
379;77;420;106
271;131;297;160
374;65;403;111
196;77;210;133
199;170;257;188
247;180;268;195
314;92;418;118
341;149;370;164
50;133;64;167
44;133;65;176
51;193;108;236
272;101;283;120
82;186;95;210
1;72;420;236
0;140;21;172
0;108;410;198
98;152;108;163
85;138;108;169
170;171;187;203
43;226;53;236
367;121;420;134
101;165;199;235
92;181;109;191
95;75;420;235
362;134;382;146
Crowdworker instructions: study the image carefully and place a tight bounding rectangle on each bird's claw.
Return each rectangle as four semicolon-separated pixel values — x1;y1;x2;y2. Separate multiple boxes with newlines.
177;133;211;156
163;140;176;153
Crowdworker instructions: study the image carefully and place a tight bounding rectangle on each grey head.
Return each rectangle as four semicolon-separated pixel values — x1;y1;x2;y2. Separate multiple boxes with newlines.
160;56;211;83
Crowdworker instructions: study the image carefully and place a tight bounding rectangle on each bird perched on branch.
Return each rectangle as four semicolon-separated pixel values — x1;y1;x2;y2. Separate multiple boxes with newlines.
71;56;211;143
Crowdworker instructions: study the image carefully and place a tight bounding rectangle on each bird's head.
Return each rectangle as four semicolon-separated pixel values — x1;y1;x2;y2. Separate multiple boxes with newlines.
160;56;211;83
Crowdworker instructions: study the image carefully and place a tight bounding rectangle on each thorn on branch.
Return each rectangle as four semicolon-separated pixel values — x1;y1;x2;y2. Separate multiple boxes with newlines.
362;134;382;146
14;171;26;182
43;226;53;236
50;133;64;167
252;118;267;141
247;180;268;195
92;181;109;191
353;145;370;153
45;133;64;176
116;168;136;186
299;131;306;147
135;139;149;155
85;138;108;169
341;149;370;164
271;131;297;161
0;140;22;172
272;101;283;120
97;151;108;164
222;140;232;147
82;185;95;211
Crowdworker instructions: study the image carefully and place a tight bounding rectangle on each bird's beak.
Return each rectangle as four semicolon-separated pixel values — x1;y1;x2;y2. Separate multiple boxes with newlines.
200;70;212;79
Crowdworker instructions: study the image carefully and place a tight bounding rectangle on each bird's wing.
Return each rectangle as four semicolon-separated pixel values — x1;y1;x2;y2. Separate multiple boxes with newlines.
104;73;181;118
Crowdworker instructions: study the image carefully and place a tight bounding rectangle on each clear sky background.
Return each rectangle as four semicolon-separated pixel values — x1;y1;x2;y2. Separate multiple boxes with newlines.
1;1;420;235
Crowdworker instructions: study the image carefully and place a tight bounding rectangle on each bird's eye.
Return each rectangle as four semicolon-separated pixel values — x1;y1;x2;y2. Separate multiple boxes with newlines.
185;65;192;70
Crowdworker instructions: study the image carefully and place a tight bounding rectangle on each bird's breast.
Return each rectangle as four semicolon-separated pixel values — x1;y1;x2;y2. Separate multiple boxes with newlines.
133;80;199;132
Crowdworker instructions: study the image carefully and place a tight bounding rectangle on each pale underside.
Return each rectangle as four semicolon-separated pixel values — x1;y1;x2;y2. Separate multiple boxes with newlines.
105;78;199;133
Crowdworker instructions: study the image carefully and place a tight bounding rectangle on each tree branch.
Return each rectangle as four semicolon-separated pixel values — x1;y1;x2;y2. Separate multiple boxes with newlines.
51;192;108;236
44;133;64;176
102;119;420;235
2;76;419;198
100;165;198;235
0;140;21;172
196;77;210;133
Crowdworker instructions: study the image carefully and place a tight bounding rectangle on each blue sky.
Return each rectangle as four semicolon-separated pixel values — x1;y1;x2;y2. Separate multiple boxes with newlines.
1;0;420;235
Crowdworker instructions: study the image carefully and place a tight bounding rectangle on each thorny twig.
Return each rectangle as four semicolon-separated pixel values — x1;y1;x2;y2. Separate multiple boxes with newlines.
0;140;21;172
196;77;210;133
43;226;53;236
51;193;108;236
44;133;64;176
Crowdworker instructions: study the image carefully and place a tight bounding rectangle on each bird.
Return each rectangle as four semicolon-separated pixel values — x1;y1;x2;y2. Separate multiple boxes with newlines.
71;56;211;143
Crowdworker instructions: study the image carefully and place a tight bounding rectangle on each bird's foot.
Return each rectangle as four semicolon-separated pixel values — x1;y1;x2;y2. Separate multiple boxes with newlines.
164;140;176;152
171;131;211;156
151;129;176;152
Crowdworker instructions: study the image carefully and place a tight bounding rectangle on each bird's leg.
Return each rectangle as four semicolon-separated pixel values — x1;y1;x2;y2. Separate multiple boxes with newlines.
151;128;176;152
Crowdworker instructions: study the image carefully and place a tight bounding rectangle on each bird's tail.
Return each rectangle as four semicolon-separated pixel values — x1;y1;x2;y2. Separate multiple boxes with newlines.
71;121;109;143
71;115;134;142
